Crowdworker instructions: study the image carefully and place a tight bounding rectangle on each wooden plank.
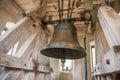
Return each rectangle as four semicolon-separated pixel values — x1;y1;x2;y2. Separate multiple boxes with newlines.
93;48;120;76
45;0;85;21
106;75;113;80
35;72;41;80
0;53;52;73
31;25;46;65
93;6;120;76
39;73;45;80
21;71;29;80
32;33;44;65
45;74;51;80
0;17;33;53
40;33;50;66
94;30;106;75
17;70;25;80
97;6;120;48
95;30;105;63
28;72;35;80
0;68;10;80
1;0;24;20
0;53;25;69
6;70;22;80
97;22;110;53
15;33;37;58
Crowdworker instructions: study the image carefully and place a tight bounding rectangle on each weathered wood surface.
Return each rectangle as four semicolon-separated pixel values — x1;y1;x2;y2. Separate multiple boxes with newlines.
93;6;120;76
6;70;22;80
0;0;52;80
0;17;33;53
28;72;35;80
0;68;10;80
45;74;51;80
0;0;24;20
94;30;105;75
98;6;120;48
15;33;37;58
96;22;109;53
0;53;52;73
45;0;86;21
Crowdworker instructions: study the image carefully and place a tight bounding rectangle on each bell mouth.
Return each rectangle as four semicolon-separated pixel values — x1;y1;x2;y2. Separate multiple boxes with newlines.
40;42;86;59
41;48;86;59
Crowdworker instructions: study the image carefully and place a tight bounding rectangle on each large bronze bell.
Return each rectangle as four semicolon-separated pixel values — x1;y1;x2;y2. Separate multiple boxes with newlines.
40;22;86;59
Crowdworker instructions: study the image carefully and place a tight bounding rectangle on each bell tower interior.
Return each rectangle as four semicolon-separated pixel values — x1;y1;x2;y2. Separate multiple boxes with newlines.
0;0;120;80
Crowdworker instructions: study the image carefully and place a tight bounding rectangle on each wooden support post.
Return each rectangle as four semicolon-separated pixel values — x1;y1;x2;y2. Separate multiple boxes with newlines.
6;70;22;80
97;6;120;48
101;76;107;80
94;77;97;80
0;0;24;20
94;6;120;76
96;22;110;53
0;68;10;80
45;74;51;80
0;53;52;73
106;75;113;80
0;17;33;53
15;33;37;58
40;73;45;80
101;76;104;80
21;71;29;80
28;72;35;80
35;72;40;80
97;76;101;80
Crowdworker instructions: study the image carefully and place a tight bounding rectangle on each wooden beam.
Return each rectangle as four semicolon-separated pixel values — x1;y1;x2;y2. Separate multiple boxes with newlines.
45;0;85;21
1;0;24;20
0;53;52;73
46;5;85;13
28;72;35;80
0;53;27;69
15;33;37;58
93;0;115;5
20;71;30;80
46;11;82;17
0;17;33;53
45;74;51;80
93;6;120;76
97;6;120;48
44;18;87;25
97;22;110;53
6;69;22;80
0;68;10;80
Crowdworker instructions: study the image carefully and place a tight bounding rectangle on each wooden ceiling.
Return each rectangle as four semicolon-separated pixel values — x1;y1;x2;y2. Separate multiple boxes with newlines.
45;0;88;33
1;0;117;34
45;0;86;20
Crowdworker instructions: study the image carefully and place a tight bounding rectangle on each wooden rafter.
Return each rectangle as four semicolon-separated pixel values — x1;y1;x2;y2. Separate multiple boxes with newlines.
0;53;52;73
0;17;33;53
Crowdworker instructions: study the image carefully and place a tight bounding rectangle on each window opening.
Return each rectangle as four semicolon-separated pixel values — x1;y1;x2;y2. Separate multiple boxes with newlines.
61;59;73;71
90;41;96;73
1;22;19;56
